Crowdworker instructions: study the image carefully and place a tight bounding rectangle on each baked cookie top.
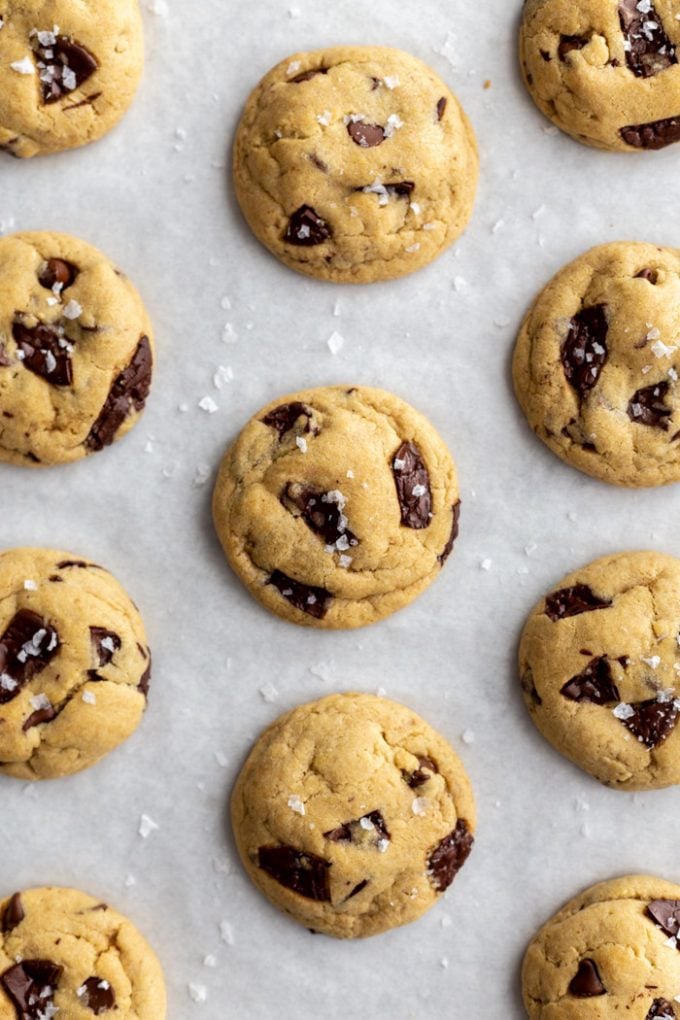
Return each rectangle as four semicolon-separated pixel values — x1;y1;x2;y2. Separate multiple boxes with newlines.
0;231;153;467
232;45;478;283
520;0;680;152
513;242;680;488
212;385;461;629
0;886;166;1018
231;693;476;939
519;550;680;791
523;875;680;1018
0;547;151;780
0;0;144;158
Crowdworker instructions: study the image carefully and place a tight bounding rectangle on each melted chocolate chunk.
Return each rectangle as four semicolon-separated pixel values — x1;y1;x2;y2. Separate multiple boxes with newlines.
262;401;313;437
290;68;328;83
138;655;151;698
258;846;331;901
38;258;78;291
628;381;672;430
2;893;24;933
281;483;359;549
561;305;608;400
324;810;390;847
347;120;385;147
559;35;589;60
1;960;63;1019
621;116;680;150
345;880;369;900
385;181;415;198
35;35;98;104
561;657;620;705
439;501;461;565
85;335;152;451
78;976;116;1014
568;959;606;997
12;321;73;386
436;96;447;120
284;206;332;246
268;570;332;620
622;699;679;749
545;584;613;621
619;0;676;78
23;703;57;731
0;610;59;705
427;819;474;893
404;756;438;789
647;899;680;939
392;441;432;530
648;1000;677;1019
90;627;121;667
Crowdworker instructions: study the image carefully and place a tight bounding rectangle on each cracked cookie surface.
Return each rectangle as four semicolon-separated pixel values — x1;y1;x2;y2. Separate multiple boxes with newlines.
513;242;680;487
520;0;680;152
212;385;461;629
0;886;166;1018
0;0;143;158
231;693;476;939
519;550;680;790
0;547;151;780
0;232;154;467
523;875;680;1018
232;45;478;283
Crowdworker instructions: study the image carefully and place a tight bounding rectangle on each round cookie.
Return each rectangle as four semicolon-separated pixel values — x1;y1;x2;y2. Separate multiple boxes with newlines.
522;875;680;1018
0;1;144;158
0;886;166;1018
232;45;478;283
520;0;680;152
513;242;680;488
519;550;680;791
212;385;461;629
231;693;476;939
0;231;154;466
0;547;151;780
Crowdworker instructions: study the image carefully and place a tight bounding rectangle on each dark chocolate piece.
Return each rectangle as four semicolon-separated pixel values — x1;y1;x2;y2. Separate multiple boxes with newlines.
559;35;589;60
22;703;57;731
628;382;672;430
436;97;447;120
262;402;313;437
38;258;78;291
392;441;432;530
619;0;676;78
622;698;679;749
90;627;121;667
85;335;152;451
0;610;59;705
290;68;328;83
258;846;331;901
561;657;620;705
439;501;461;565
281;483;358;549
568;959;606;997
545;584;612;621
1;959;63;1019
561;305;608;400
621;116;680;149
427;819;474;892
647;899;680;940
347;120;385;147
284;206;331;246
404;756;438;789
324;811;390;847
78;976;116;1014
12;321;73;386
647;999;677;1019
268;570;332;620
2;893;24;933
35;35;98;104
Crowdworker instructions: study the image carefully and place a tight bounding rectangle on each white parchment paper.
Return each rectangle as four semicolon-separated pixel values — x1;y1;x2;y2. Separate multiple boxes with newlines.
3;1;680;1016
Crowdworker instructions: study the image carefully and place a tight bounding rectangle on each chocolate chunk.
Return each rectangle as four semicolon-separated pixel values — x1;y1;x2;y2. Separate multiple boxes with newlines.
284;206;331;246
262;401;313;437
281;483;359;549
290;68;328;83
439;501;461;565
268;570;332;619
628;382;672;430
647;899;680;940
568;959;606;997
559;35;589;60
392;441;432;530
436;97;447;120
309;153;328;172
404;756;438;789
561;657;620;705
78;976;116;1014
2;893;24;933
521;669;543;706
636;268;659;284
1;959;63;1019
38;259;78;291
347;120;385;147
621;116;680;150
427;819;474;893
345;880;369;900
648;1000;677;1019
561;305;608;400
23;703;57;731
35;35;98;104
622;699;679;749
258;846;331;901
545;584;613;621
90;627;121;667
324;810;390;847
138;655;151;698
0;610;59;705
12;321;73;387
619;0;676;78
85;335;152;451
384;181;414;198
56;560;89;570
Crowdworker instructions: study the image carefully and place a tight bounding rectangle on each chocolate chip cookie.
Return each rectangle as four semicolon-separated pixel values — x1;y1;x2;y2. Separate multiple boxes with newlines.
521;0;680;152
0;886;166;1017
0;547;151;780
519;550;680;790
0;231;153;466
212;386;461;629
231;693;476;939
0;0;144;158
233;45;478;283
513;242;680;487
523;875;680;1018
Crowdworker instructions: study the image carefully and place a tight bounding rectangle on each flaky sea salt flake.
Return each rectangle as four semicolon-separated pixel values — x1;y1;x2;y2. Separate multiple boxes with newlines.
198;396;218;414
188;984;207;1003
327;330;344;354
288;794;306;816
11;56;34;75
613;703;636;721
139;814;159;838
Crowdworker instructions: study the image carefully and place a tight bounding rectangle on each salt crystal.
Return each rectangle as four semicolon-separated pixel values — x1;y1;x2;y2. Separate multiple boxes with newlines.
214;751;229;767
188;984;207;1003
359;816;375;831
139;814;159;838
222;323;238;343
327;331;344;354
412;484;426;497
219;921;235;945
194;464;211;486
453;276;467;291
383;75;400;89
333;300;341;317
288;794;305;816
410;202;421;215
213;365;233;389
412;797;428;816
124;874;136;887
287;61;301;75
198;396;218;413
11;57;34;75
23;579;37;591
62;299;82;320
259;681;279;703
613;703;635;721
461;729;475;745
405;243;420;253
30;693;50;711
82;690;96;705
316;111;331;126
203;955;217;968
641;655;661;669
651;338;677;358
220;296;231;310
296;436;308;453
146;0;169;14
480;558;492;571
338;554;352;569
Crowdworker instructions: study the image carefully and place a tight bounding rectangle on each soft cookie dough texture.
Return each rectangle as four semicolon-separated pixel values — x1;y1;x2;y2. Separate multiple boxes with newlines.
523;875;680;1018
212;386;461;629
521;0;680;152
0;547;151;780
519;550;680;791
0;886;166;1018
231;693;476;939
514;242;680;488
233;46;478;282
0;231;154;466
0;0;144;158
